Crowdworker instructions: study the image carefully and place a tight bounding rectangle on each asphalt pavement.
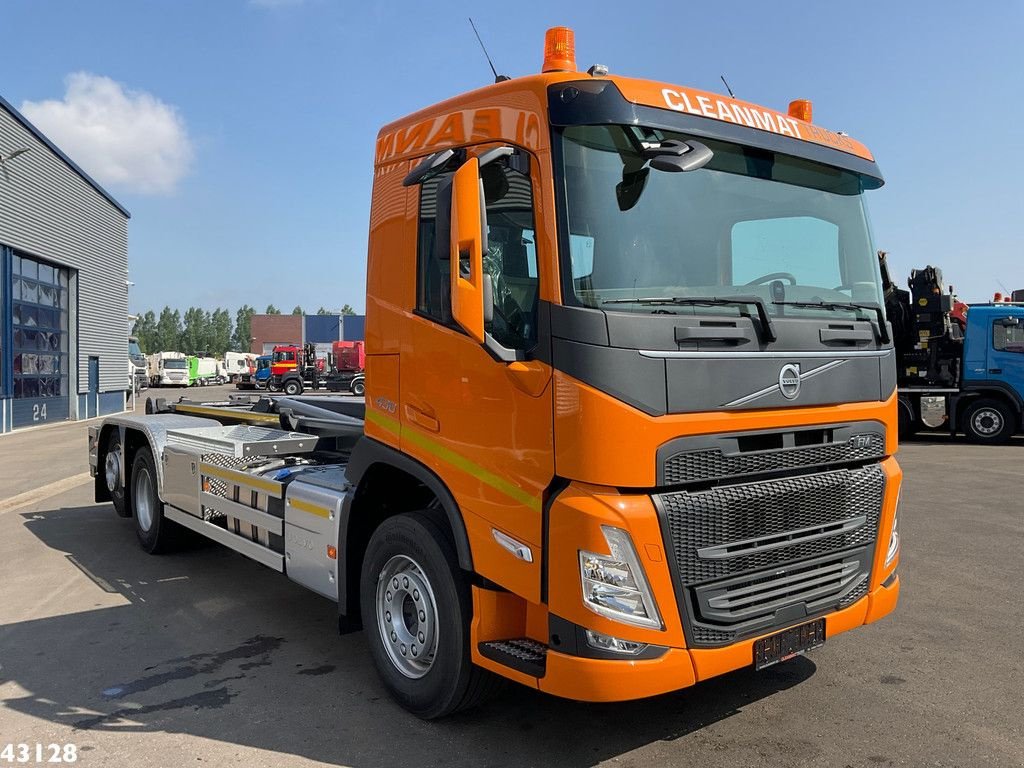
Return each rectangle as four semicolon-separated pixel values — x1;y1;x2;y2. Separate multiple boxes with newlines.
0;395;1021;767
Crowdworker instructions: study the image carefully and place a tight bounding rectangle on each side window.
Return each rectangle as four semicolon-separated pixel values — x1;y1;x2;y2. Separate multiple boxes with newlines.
414;151;540;352
416;173;455;324
482;157;539;351
993;320;1024;354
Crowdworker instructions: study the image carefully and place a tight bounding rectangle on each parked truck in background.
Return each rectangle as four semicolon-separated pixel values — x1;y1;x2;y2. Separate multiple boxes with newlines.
187;356;224;387
882;255;1024;442
223;352;255;384
236;354;271;390
128;336;148;393
147;352;189;387
269;343;324;395
89;27;900;719
325;340;366;396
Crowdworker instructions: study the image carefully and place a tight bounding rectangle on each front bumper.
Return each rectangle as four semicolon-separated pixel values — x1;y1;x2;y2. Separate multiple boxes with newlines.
518;455;901;702
536;574;898;701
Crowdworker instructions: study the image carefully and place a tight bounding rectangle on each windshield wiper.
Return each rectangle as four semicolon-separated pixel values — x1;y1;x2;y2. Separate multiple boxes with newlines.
772;301;890;344
602;295;776;342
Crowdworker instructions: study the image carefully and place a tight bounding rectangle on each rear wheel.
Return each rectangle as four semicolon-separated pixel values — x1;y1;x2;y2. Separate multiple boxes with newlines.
131;447;180;554
963;399;1014;444
104;430;128;517
360;513;499;718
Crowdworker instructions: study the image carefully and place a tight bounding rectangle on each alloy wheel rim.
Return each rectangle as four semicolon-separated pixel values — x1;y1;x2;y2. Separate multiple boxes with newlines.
375;554;439;679
973;409;1001;435
135;467;155;531
104;450;121;493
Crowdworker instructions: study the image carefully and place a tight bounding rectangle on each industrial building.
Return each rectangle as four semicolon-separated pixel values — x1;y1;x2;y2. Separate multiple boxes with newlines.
0;95;130;433
250;313;365;357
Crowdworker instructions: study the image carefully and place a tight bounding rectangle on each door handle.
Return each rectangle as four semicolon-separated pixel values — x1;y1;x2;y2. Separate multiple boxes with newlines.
989;369;1002;375
405;404;440;433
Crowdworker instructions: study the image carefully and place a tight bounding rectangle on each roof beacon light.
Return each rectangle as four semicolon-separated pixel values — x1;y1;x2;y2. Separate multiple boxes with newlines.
788;99;813;123
543;26;576;73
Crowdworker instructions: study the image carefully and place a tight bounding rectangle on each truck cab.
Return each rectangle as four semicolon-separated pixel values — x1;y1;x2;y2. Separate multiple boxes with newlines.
237;354;271;389
959;305;1024;439
128;336;147;393
270;343;323;395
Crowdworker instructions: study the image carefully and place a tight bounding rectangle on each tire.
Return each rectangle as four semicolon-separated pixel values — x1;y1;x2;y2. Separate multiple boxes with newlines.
131;447;180;554
283;379;302;396
104;430;129;517
897;401;918;440
360;513;499;719
351;378;366;397
963;399;1015;444
268;380;281;393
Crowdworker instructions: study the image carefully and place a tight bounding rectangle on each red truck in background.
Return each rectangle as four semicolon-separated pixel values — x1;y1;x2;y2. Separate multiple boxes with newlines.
325;340;366;396
269;343;325;395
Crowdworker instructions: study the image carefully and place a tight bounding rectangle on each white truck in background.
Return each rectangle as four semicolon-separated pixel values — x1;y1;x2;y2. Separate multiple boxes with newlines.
222;352;255;384
128;336;148;393
147;352;189;387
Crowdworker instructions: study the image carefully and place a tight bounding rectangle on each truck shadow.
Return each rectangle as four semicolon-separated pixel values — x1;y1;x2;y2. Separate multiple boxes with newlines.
2;503;816;768
899;432;1024;447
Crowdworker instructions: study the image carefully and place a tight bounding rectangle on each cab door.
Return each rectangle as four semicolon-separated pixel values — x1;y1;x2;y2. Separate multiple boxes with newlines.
989;312;1024;400
399;147;553;602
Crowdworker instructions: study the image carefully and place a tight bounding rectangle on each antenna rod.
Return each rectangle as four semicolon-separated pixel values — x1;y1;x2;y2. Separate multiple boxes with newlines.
720;75;736;98
469;18;503;83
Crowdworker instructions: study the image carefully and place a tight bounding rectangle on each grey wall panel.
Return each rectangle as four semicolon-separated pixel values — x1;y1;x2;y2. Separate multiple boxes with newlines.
0;106;129;394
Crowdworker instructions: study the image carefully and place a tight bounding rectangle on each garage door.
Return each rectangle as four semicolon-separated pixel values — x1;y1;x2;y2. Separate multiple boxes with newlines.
11;251;70;429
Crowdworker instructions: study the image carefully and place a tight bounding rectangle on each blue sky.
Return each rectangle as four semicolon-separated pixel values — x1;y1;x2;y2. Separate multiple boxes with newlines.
4;0;1022;312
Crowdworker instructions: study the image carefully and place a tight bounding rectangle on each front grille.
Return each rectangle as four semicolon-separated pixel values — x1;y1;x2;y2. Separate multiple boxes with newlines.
662;431;885;486
692;549;871;625
657;463;884;646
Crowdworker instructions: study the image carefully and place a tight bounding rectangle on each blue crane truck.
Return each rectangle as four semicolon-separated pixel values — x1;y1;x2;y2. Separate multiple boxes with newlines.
882;256;1024;442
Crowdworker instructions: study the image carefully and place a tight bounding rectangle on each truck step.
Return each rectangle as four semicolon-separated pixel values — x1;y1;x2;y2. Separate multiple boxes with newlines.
478;638;548;677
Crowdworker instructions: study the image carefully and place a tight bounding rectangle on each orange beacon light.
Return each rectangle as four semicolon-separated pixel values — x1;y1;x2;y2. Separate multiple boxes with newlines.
542;26;576;73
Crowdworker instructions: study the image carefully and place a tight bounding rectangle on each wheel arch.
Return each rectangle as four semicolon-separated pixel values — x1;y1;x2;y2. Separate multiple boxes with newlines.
337;437;473;619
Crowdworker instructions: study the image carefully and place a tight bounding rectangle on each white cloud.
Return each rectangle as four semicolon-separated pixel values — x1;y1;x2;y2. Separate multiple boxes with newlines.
20;72;193;195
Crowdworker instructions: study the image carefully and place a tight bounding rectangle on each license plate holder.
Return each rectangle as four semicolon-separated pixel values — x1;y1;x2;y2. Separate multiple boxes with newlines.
754;619;825;670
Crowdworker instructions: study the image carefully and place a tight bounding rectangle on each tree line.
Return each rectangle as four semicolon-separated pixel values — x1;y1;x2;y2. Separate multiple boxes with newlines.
132;304;357;357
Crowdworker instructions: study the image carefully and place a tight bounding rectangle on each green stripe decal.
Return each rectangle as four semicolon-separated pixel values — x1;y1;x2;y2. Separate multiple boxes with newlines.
365;408;541;512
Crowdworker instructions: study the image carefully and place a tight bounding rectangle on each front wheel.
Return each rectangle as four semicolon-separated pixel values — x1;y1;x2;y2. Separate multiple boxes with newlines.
283;379;302;396
131;447;180;554
963;399;1015;444
351;378;366;397
360;513;498;718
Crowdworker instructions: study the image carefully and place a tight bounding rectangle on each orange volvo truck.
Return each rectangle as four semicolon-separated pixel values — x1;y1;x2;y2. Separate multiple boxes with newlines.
89;27;900;718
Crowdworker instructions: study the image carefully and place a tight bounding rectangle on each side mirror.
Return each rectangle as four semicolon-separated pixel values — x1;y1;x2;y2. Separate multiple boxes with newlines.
449;157;486;343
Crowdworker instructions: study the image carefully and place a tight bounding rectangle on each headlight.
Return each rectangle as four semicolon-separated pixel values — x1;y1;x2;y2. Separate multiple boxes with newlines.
884;491;900;568
579;526;662;629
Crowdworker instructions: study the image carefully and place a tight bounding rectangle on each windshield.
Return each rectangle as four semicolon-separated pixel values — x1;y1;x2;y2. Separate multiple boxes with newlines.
557;125;883;319
273;350;295;363
164;359;186;369
128;340;143;359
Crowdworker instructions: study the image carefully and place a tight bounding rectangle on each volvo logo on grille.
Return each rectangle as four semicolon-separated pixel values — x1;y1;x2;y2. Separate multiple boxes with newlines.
779;364;801;399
